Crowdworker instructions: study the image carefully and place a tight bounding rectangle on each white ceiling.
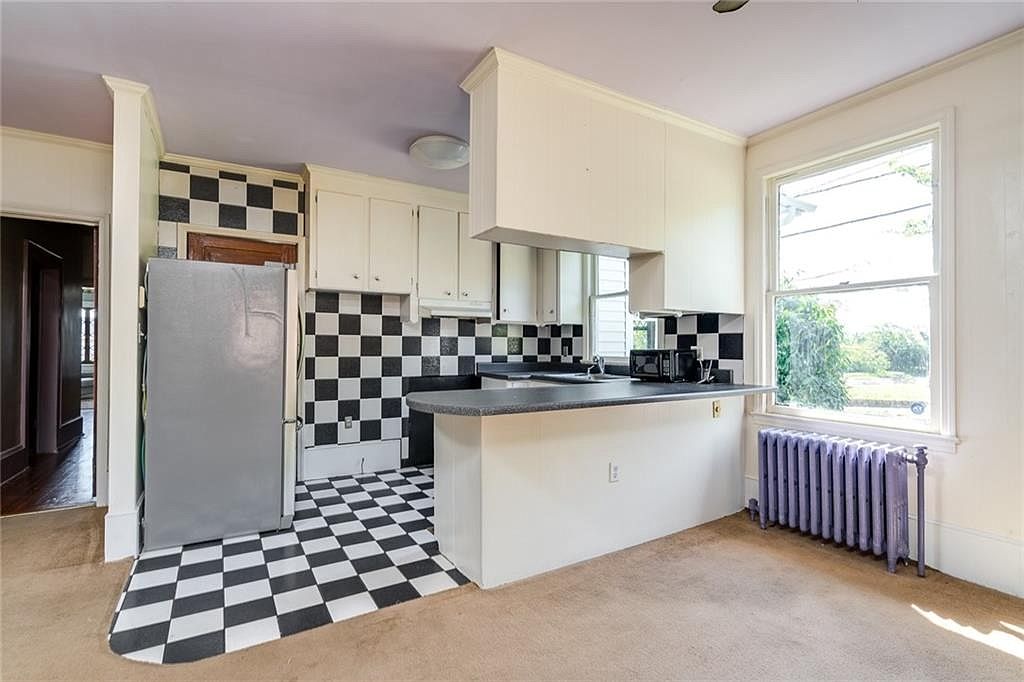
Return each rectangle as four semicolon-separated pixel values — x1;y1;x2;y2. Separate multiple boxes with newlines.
2;2;1021;191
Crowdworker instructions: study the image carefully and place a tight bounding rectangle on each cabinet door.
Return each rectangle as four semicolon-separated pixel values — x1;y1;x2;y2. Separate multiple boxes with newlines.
315;190;367;291
418;206;459;300
368;198;415;294
458;212;492;303
557;251;584;325
497;244;537;322
537;249;558;323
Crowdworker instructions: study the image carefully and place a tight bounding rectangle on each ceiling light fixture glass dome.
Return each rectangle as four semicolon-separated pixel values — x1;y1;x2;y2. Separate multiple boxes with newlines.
409;134;469;170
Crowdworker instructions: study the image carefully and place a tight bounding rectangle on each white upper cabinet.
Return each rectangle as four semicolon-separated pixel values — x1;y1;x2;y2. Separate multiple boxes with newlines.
461;49;742;258
496;244;537;323
629;124;745;315
538;250;583;325
417;206;460;300
305;166;469;304
312;190;368;291
458;212;492;304
311;190;414;295
367;198;415;294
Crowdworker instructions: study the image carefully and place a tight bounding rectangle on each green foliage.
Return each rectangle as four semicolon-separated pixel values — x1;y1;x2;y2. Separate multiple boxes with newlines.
859;325;929;377
843;342;889;375
891;162;932;187
776;297;848;410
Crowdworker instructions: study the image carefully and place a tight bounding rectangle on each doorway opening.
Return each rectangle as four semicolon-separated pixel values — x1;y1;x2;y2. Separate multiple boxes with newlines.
2;216;98;515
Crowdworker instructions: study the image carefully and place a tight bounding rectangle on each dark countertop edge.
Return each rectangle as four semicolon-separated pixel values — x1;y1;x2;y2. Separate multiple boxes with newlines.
405;385;776;417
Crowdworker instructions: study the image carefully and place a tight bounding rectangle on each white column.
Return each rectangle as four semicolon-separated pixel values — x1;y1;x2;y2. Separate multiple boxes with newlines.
102;75;163;561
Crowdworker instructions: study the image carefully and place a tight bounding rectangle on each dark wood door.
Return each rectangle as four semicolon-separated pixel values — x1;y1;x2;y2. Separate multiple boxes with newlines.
186;233;297;266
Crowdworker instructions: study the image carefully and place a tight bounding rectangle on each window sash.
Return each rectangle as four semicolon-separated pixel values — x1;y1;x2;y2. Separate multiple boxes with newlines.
764;127;945;434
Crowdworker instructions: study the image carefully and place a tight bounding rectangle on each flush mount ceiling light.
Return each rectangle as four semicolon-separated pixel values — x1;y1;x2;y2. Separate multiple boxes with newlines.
713;0;749;13
409;134;469;170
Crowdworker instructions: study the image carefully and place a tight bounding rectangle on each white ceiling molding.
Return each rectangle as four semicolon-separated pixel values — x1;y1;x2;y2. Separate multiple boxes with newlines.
748;27;1024;147
304;164;468;211
461;47;747;147
101;75;165;157
0;125;112;152
163;152;303;185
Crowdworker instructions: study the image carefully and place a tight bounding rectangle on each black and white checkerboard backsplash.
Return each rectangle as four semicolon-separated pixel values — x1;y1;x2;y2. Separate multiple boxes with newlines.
303;291;585;449
158;160;305;235
663;313;744;383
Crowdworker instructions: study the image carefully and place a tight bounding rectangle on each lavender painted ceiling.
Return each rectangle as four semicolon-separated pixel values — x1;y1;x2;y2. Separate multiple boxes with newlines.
2;2;1021;191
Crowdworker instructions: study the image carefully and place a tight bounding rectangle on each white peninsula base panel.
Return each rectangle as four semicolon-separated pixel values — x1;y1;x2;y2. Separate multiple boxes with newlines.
433;397;745;588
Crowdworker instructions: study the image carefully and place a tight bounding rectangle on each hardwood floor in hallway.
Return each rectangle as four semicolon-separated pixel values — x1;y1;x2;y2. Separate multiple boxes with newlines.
1;407;94;515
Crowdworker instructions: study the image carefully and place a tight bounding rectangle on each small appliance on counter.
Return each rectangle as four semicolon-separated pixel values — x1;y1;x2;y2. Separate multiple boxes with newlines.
629;348;732;383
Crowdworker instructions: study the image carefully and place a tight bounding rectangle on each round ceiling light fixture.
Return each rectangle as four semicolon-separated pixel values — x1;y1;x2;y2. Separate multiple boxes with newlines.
409;134;469;170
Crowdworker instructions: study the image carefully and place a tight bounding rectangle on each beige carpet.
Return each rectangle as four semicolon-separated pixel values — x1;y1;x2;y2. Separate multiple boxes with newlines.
2;505;1022;680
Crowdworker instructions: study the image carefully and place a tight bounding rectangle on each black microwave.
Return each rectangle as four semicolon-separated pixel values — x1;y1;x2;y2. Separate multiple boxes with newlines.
629;349;698;382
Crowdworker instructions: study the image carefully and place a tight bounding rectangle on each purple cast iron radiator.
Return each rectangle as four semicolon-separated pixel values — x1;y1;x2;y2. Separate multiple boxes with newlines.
755;429;928;576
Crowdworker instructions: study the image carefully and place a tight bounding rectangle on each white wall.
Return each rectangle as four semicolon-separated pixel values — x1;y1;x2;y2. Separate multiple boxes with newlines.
743;33;1023;595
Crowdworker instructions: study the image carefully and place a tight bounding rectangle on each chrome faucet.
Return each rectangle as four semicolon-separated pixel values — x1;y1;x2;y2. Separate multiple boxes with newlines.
587;355;606;376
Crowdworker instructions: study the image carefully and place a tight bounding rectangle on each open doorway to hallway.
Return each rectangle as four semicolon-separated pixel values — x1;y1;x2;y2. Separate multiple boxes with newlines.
2;216;97;515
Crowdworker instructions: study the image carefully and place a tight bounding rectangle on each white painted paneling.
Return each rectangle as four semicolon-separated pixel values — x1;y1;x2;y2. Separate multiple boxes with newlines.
434;397;744;588
301;440;401;481
744;36;1024;595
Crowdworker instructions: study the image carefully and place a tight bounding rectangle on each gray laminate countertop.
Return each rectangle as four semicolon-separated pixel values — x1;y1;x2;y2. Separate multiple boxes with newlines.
405;381;776;417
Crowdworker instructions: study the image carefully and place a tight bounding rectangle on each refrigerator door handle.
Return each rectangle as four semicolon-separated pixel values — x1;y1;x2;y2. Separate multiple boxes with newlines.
284;416;304;430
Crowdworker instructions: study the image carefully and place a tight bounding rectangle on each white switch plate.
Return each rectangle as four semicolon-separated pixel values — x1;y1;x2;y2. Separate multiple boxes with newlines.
608;462;620;483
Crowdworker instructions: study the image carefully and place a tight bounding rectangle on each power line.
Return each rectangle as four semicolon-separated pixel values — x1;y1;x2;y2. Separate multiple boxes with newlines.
781;203;931;239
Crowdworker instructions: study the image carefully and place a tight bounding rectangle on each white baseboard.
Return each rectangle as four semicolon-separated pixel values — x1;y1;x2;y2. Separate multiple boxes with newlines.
301;440;401;481
104;496;142;562
743;475;1023;597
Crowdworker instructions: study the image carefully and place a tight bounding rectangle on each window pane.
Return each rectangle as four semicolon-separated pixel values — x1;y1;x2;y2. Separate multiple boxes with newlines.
594;294;630;357
596;255;628;295
775;285;931;426
778;140;934;290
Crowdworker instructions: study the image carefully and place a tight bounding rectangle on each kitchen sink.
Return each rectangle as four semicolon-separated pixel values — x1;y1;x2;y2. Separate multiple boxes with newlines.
533;372;634;384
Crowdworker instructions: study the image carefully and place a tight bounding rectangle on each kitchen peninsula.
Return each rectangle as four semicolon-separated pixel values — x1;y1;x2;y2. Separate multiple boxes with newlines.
406;381;774;588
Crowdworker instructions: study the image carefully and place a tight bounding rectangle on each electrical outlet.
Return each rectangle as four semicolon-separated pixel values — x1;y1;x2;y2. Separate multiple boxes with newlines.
344;416;353;429
608;462;620;483
562;340;572;358
712;400;721;418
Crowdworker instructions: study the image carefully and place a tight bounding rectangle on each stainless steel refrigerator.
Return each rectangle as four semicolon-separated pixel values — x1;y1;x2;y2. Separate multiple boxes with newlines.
143;258;299;549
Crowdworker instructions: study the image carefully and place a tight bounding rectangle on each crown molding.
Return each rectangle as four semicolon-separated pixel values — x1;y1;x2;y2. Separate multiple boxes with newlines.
0;126;112;152
304;163;468;205
101;75;166;156
164;153;304;185
748;27;1024;147
460;47;746;147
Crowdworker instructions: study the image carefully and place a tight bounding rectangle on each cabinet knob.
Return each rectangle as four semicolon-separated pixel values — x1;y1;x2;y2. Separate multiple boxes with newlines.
374;276;380;282
549;309;555;314
353;274;360;279
461;291;469;297
444;290;452;296
502;308;508;313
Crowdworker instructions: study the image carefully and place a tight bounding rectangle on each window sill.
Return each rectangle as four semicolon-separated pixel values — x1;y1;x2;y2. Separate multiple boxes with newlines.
748;411;959;455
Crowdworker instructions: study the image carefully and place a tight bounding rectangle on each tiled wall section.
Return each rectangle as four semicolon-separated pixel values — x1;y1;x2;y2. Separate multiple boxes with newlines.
303;291;585;452
156;160;305;256
663;313;744;382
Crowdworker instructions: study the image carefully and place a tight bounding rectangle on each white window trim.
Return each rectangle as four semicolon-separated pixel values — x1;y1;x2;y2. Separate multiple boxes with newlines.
751;111;957;451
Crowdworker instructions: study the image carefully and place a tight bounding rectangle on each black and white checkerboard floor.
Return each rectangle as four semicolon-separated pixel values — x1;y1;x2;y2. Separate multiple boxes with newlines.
108;467;467;664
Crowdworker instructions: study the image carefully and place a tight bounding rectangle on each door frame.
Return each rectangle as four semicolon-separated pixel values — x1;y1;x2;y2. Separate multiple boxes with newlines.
175;223;306;292
2;210;109;506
